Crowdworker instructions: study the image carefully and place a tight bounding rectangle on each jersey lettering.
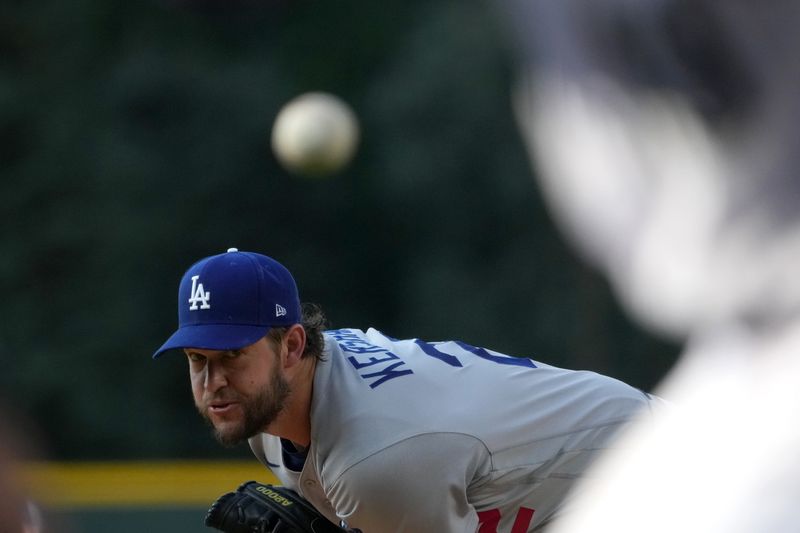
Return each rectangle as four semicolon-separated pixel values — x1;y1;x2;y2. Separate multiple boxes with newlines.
414;339;463;367
328;330;414;389
477;506;535;533
477;509;501;532
327;330;536;389
358;361;414;389
415;339;537;368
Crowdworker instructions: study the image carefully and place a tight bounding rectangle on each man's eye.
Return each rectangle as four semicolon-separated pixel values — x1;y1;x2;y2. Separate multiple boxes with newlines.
188;353;205;363
225;351;242;359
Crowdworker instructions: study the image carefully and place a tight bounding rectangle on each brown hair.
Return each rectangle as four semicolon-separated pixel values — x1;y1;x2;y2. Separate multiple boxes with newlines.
266;302;328;361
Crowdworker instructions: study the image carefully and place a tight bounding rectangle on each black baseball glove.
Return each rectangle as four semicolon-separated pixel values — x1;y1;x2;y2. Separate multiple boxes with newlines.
205;481;347;533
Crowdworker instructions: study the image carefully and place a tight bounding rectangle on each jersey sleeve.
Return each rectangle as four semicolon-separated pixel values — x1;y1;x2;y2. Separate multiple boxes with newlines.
324;432;488;533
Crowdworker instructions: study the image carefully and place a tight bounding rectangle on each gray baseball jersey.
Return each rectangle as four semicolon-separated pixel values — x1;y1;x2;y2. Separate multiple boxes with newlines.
249;328;655;532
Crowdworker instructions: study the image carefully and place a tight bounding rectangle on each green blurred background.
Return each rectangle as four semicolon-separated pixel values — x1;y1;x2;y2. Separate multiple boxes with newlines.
1;0;678;529
1;0;680;461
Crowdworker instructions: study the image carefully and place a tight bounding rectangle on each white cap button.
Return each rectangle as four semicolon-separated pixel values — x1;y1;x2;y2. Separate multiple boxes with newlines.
226;247;239;253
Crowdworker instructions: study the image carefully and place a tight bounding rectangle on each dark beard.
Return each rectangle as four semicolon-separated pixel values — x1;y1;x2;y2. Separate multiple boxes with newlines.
200;366;291;447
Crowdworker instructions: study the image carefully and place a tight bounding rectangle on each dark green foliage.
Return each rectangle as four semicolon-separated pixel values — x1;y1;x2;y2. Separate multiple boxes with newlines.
0;0;678;459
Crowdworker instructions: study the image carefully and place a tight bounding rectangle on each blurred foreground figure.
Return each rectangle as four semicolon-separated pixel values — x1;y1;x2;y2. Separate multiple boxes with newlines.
504;0;800;531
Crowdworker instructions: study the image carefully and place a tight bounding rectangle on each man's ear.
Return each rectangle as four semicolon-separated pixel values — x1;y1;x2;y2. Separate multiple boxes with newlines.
283;324;307;368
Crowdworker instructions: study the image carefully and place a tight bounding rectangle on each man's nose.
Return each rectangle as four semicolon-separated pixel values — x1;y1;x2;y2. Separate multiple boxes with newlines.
204;361;228;391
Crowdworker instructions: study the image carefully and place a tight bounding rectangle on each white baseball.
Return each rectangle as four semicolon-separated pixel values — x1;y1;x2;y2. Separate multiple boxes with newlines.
271;92;360;177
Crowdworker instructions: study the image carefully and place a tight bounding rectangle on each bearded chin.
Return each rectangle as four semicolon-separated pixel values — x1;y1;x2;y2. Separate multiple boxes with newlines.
201;370;291;448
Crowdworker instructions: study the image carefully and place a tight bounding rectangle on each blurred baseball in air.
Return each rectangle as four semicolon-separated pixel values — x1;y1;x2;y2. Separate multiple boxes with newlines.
271;92;360;177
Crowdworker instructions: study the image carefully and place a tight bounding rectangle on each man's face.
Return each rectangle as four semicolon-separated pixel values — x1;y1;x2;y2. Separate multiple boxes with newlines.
185;337;290;446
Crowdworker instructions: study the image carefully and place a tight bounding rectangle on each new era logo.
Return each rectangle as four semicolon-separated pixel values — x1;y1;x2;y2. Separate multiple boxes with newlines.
188;275;211;310
275;304;287;317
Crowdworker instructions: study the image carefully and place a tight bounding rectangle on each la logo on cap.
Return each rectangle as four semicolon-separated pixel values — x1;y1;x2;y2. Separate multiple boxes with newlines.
188;275;211;310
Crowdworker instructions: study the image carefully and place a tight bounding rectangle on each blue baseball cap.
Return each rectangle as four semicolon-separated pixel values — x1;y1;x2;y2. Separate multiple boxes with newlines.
153;248;301;358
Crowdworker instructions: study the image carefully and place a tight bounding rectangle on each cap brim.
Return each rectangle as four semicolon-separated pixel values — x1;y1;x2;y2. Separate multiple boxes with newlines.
152;324;271;358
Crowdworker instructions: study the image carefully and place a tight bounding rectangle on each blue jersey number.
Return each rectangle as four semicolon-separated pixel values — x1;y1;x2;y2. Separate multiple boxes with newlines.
413;339;536;368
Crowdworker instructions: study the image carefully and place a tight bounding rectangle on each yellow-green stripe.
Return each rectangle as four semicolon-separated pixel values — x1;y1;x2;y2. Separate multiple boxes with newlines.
19;461;280;508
